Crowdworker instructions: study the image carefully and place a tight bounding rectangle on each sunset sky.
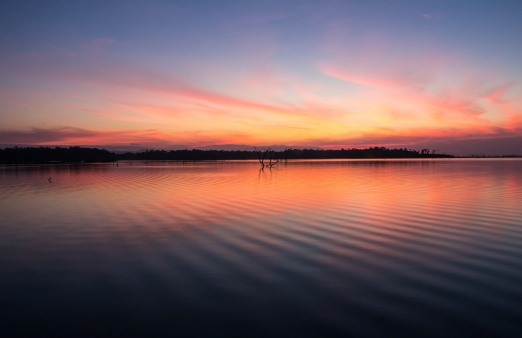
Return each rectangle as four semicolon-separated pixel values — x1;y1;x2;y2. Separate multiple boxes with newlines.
1;0;521;155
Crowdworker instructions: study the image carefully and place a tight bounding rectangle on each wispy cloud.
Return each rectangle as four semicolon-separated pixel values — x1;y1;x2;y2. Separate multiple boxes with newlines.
2;26;521;151
422;12;441;19
0;127;164;146
318;43;522;134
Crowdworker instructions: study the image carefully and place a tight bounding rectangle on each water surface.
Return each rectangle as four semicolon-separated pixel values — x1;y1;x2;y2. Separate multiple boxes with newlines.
1;159;522;336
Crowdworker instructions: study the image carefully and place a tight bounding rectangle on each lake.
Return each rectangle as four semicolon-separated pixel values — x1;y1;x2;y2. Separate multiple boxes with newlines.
1;159;521;337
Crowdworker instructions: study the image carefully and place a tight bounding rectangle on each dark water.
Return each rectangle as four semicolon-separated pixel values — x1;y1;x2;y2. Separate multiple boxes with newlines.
1;159;522;337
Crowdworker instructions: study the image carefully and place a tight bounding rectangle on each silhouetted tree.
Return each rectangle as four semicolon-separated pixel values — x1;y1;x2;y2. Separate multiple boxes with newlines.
254;147;280;169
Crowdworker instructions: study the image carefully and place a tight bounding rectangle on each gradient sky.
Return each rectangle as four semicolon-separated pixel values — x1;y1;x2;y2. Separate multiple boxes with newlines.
1;0;522;155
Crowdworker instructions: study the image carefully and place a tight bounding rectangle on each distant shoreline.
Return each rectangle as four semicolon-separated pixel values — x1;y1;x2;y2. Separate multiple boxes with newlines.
0;146;459;164
0;145;519;165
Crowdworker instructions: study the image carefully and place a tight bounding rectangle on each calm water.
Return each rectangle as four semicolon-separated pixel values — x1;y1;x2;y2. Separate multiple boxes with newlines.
1;159;522;337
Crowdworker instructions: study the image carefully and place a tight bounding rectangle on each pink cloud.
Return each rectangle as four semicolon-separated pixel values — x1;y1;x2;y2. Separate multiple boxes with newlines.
0;127;166;146
3;57;300;120
57;61;311;118
482;82;516;104
319;51;522;131
320;62;433;89
0;124;264;148
0;87;49;108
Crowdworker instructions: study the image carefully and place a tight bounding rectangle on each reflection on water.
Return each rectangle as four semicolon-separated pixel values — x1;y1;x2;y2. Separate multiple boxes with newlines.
1;159;522;336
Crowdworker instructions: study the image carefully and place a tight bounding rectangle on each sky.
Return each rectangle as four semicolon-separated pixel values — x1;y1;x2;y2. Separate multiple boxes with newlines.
1;0;522;155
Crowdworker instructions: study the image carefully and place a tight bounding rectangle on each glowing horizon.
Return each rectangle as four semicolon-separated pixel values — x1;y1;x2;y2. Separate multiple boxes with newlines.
1;1;521;155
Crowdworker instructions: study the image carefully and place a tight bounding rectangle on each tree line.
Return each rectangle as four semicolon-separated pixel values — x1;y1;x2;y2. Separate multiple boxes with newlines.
0;146;453;164
0;146;116;163
116;147;452;161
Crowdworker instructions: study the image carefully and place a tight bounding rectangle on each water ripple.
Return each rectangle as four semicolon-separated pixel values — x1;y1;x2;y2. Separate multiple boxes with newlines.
1;159;522;336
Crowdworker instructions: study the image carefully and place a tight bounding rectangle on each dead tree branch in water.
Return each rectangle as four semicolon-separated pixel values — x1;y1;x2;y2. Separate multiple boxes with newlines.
267;149;279;168
254;147;280;169
254;147;268;168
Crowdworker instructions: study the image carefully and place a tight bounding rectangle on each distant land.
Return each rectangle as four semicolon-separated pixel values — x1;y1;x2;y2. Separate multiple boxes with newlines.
3;146;522;164
0;146;455;164
2;136;522;157
0;144;321;153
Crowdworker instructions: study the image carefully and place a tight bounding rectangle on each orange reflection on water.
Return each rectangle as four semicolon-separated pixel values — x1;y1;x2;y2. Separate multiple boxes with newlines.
2;160;521;238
